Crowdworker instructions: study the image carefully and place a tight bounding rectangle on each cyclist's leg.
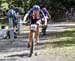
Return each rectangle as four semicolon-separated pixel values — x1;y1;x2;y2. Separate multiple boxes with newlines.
27;30;33;48
43;17;48;35
35;24;39;43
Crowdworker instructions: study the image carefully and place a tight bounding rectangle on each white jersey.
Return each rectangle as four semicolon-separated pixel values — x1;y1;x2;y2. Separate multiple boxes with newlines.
0;29;7;38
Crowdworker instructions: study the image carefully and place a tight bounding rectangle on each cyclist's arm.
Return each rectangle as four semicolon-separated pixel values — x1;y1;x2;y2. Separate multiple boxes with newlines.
40;10;47;25
6;10;11;18
46;11;51;19
40;10;45;17
23;8;32;23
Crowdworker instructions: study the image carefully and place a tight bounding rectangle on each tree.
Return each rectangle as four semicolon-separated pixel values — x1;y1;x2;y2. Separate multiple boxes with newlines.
1;0;75;20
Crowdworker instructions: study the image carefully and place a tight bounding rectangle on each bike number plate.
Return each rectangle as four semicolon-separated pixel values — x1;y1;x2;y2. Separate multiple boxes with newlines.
30;24;37;31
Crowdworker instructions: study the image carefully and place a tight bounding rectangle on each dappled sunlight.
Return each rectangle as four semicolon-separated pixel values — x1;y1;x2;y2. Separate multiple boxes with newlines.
56;37;75;41
65;28;75;31
38;45;75;59
41;28;75;58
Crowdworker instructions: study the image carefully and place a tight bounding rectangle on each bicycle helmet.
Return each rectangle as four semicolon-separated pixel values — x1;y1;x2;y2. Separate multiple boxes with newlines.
42;7;46;11
32;5;40;11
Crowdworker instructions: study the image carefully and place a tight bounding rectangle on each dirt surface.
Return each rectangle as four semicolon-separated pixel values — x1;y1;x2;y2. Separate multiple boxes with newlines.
0;23;75;61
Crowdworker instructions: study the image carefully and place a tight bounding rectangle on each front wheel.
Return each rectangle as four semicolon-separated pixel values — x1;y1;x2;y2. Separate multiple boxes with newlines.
29;40;33;57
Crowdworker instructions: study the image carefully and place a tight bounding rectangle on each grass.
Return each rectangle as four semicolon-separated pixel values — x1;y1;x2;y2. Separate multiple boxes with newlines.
38;28;75;61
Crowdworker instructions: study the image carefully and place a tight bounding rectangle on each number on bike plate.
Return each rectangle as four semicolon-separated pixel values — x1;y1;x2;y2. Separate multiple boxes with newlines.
30;24;37;31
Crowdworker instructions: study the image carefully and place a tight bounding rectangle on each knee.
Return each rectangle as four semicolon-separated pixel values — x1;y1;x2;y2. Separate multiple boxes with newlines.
29;32;32;37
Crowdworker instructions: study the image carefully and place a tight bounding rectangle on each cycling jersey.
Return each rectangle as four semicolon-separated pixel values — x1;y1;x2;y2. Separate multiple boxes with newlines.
26;9;45;24
42;9;49;17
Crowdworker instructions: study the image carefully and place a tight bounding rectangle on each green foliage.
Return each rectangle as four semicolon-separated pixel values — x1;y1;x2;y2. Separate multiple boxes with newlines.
0;0;75;20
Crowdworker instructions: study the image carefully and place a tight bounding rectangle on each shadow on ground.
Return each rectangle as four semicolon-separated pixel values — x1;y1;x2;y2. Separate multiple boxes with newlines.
6;53;29;58
47;30;75;48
